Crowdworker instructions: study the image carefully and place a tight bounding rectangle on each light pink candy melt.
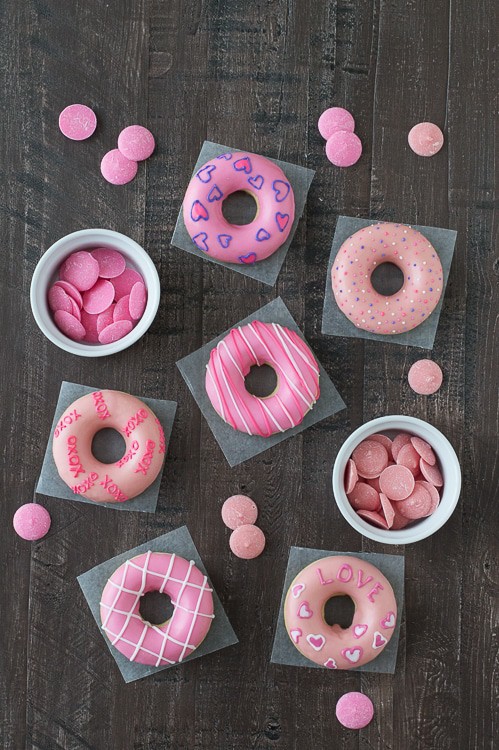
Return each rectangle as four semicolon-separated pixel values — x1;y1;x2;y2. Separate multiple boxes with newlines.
100;149;138;185
48;285;73;314
13;503;51;541
113;294;133;323
82;278;115;315
80;310;100;343
54;280;83;308
408;122;444;157
229;524;265;559
91;248;127;279
58;104;97;141
129;281;147;320
221;495;258;530
97;306;115;334
117;125;155;161
98;319;133;344
408;360;443;395
60;251;100;292
326;130;362;167
335;692;374;730
318;107;355;139
54;310;86;341
111;268;144;300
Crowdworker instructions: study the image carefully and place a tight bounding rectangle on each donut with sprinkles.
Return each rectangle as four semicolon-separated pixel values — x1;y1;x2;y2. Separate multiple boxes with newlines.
331;222;444;334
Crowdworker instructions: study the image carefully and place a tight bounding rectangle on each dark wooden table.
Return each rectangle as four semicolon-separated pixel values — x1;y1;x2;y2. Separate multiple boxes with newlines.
1;0;497;748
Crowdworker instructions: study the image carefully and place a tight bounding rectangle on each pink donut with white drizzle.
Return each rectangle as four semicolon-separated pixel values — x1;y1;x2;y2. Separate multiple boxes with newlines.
205;321;320;437
331;222;444;334
52;390;167;503
100;551;215;666
284;555;397;670
182;151;295;264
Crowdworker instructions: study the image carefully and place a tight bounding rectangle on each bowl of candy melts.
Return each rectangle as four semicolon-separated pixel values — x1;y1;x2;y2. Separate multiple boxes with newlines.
332;415;461;544
30;229;160;357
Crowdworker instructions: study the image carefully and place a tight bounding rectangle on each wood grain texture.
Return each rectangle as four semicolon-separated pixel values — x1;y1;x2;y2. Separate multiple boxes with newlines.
0;0;497;748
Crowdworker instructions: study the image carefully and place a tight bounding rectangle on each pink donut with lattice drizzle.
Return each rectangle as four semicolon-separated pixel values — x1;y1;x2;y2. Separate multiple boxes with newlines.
52;390;166;503
100;551;215;666
331;222;444;334
205;321;320;437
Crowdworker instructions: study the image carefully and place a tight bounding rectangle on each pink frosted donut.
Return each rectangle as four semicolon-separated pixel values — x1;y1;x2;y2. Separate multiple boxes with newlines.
284;555;397;670
182;151;295;264
205;321;320;437
52;390;166;503
331;222;444;334
100;551;215;666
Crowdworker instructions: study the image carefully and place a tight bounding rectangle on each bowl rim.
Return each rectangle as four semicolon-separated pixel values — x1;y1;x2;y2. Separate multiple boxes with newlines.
332;414;461;544
30;228;160;358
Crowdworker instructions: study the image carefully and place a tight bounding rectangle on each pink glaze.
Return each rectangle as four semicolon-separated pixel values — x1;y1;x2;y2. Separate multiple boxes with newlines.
182;151;295;264
100;551;214;666
331;222;444;334
13;503;51;540
52;390;166;503
229;524;265;559
205;321;320;437
284;555;397;670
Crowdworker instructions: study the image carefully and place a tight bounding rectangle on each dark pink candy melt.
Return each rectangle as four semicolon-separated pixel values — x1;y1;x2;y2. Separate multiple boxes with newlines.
129;281;147;320
58;104;97;141
60;251;100;292
111;268;143;300
318;107;355;140
100;149;138;185
91;248;127;279
53;310;86;341
113;294;133;323
48;285;73;314
117;125;156;162
326;130;362;167
82;278;115;315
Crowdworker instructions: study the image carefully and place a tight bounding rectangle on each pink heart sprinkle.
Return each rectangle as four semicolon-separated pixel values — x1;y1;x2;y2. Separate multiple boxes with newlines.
353;624;368;639
342;647;363;664
292;583;305;599
290;628;302;644
306;634;325;651
381;612;396;629
373;631;387;649
298;602;313;619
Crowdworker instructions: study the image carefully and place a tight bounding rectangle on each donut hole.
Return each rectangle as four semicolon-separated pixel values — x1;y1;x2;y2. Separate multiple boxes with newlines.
139;591;174;625
245;364;278;398
370;262;405;296
324;595;355;629
91;428;126;463
222;190;258;225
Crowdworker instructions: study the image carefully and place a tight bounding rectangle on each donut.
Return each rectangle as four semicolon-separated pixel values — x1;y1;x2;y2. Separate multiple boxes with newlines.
100;551;215;666
284;555;397;669
331;222;444;334
182;151;295;265
52;390;166;503
205;321;320;437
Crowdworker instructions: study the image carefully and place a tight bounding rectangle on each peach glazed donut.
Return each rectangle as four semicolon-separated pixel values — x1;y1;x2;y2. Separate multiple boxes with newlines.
205;321;320;437
331;222;444;334
284;555;397;669
100;551;215;666
52;389;166;503
182;151;295;264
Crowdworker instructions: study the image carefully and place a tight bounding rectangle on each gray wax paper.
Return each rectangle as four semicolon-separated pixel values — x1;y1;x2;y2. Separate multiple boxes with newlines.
36;381;176;513
322;216;457;348
171;141;315;286
77;526;238;683
176;297;346;467
271;547;404;674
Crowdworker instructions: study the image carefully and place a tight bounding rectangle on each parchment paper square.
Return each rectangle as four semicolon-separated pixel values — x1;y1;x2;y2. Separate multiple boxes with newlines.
322;216;457;348
171;141;315;286
177;297;346;467
36;381;176;513
271;547;404;674
77;526;238;683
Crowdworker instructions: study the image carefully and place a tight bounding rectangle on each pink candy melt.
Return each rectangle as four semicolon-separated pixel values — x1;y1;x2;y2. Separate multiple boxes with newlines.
335;692;374;730
98;319;133;344
326;130;362;167
58;104;97;141
348;482;380;512
48;285;73;314
113;295;133;323
129;281;147;320
408;122;444;157
101;149;138;185
60;251;100;291
54;310;86;341
13;503;51;541
229;524;265;559
118;125;156;161
82;278;115;315
351;439;388;479
344;459;358;494
91;248;127;278
408;359;443;395
111;268;143;300
221;495;258;530
318;107;355;139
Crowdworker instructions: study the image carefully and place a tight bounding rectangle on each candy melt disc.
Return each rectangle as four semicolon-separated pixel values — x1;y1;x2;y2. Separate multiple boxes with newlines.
98;319;133;344
348;482;380;512
229;524;265;559
335;692;374;730
58;104;97;141
54;310;86;341
344;458;359;494
318;107;355;140
396;443;421;476
117;125;156;161
91;248;127;279
60;251;100;292
397;483;432;519
408;359;443;395
408;122;444;157
82;279;115;315
100;149;138;185
352;440;389;479
221;495;258;530
326;130;362;167
13;503;51;540
379;464;415;501
48;285;73;314
357;509;388;529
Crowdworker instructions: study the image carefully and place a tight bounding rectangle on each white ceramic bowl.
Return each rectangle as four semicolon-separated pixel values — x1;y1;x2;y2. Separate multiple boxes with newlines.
30;229;160;357
332;415;461;544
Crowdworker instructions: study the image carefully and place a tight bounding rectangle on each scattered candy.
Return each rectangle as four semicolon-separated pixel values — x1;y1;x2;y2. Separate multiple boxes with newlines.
117;125;156;161
100;149;138;185
13;503;51;541
221;495;258;530
326;130;362;167
335;692;374;730
408;122;444;157
229;524;266;559
47;248;147;345
408;359;443;395
344;430;444;532
58;104;97;141
318;107;355;140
